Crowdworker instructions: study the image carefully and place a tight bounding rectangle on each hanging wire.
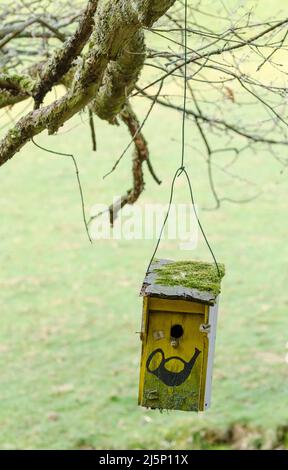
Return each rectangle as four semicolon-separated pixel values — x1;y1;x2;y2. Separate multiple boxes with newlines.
31;138;92;243
146;0;220;276
180;0;188;170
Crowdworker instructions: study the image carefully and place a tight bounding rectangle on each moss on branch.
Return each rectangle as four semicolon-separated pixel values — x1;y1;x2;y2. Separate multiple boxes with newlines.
0;0;177;167
0;73;35;109
33;0;100;108
91;30;146;121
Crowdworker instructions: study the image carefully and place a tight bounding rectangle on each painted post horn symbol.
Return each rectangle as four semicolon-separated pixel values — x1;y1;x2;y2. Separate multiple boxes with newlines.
146;348;201;387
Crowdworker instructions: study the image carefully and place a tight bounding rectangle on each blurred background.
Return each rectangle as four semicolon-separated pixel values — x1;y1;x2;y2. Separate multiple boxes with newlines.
0;0;287;450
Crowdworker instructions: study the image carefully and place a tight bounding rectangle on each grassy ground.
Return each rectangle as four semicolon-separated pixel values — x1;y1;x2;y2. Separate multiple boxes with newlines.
0;1;288;450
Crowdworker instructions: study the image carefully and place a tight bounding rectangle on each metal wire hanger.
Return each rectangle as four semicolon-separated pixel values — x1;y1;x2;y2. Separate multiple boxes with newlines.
146;0;220;277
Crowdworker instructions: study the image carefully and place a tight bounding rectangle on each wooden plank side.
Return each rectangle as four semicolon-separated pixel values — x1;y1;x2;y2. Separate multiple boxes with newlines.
149;297;205;314
140;259;218;305
138;297;149;405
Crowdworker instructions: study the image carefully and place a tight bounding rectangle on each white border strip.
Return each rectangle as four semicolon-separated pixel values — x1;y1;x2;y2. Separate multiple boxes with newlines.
204;299;219;409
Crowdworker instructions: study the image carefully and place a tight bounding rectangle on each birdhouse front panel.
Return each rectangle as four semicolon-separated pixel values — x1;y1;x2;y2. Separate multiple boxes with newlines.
138;259;225;412
139;298;209;411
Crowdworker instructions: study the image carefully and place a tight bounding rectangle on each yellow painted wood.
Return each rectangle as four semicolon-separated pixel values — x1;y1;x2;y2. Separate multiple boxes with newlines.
204;304;209;323
138;297;149;405
139;299;209;412
149;297;205;314
198;304;210;411
199;333;209;411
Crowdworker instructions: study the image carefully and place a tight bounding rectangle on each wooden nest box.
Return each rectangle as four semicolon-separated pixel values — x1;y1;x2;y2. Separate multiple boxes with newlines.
138;259;225;412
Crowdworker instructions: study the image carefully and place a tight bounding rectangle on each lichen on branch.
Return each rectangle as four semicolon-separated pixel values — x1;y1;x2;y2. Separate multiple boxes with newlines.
33;0;100;108
90;30;146;122
0;73;35;109
0;0;177;167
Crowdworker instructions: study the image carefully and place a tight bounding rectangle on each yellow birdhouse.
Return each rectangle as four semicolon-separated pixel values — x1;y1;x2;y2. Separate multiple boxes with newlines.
138;259;225;412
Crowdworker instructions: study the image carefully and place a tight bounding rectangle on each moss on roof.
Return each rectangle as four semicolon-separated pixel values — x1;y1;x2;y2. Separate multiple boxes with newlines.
154;260;225;296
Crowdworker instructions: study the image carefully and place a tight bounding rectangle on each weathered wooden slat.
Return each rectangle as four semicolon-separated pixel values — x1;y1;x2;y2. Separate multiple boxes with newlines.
140;259;219;306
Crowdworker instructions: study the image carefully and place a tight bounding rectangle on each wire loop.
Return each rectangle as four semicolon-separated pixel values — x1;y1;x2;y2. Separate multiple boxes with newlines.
146;0;220;277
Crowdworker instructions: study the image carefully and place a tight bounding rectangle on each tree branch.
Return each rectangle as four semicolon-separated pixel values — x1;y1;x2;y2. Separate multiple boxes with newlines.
33;0;100;108
90;30;146;122
0;0;177;167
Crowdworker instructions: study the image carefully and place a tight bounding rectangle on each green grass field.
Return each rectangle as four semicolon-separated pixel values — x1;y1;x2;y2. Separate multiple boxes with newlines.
0;0;288;450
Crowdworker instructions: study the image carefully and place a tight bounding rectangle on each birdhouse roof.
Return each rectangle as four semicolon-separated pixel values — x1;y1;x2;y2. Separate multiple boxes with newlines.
141;259;225;305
